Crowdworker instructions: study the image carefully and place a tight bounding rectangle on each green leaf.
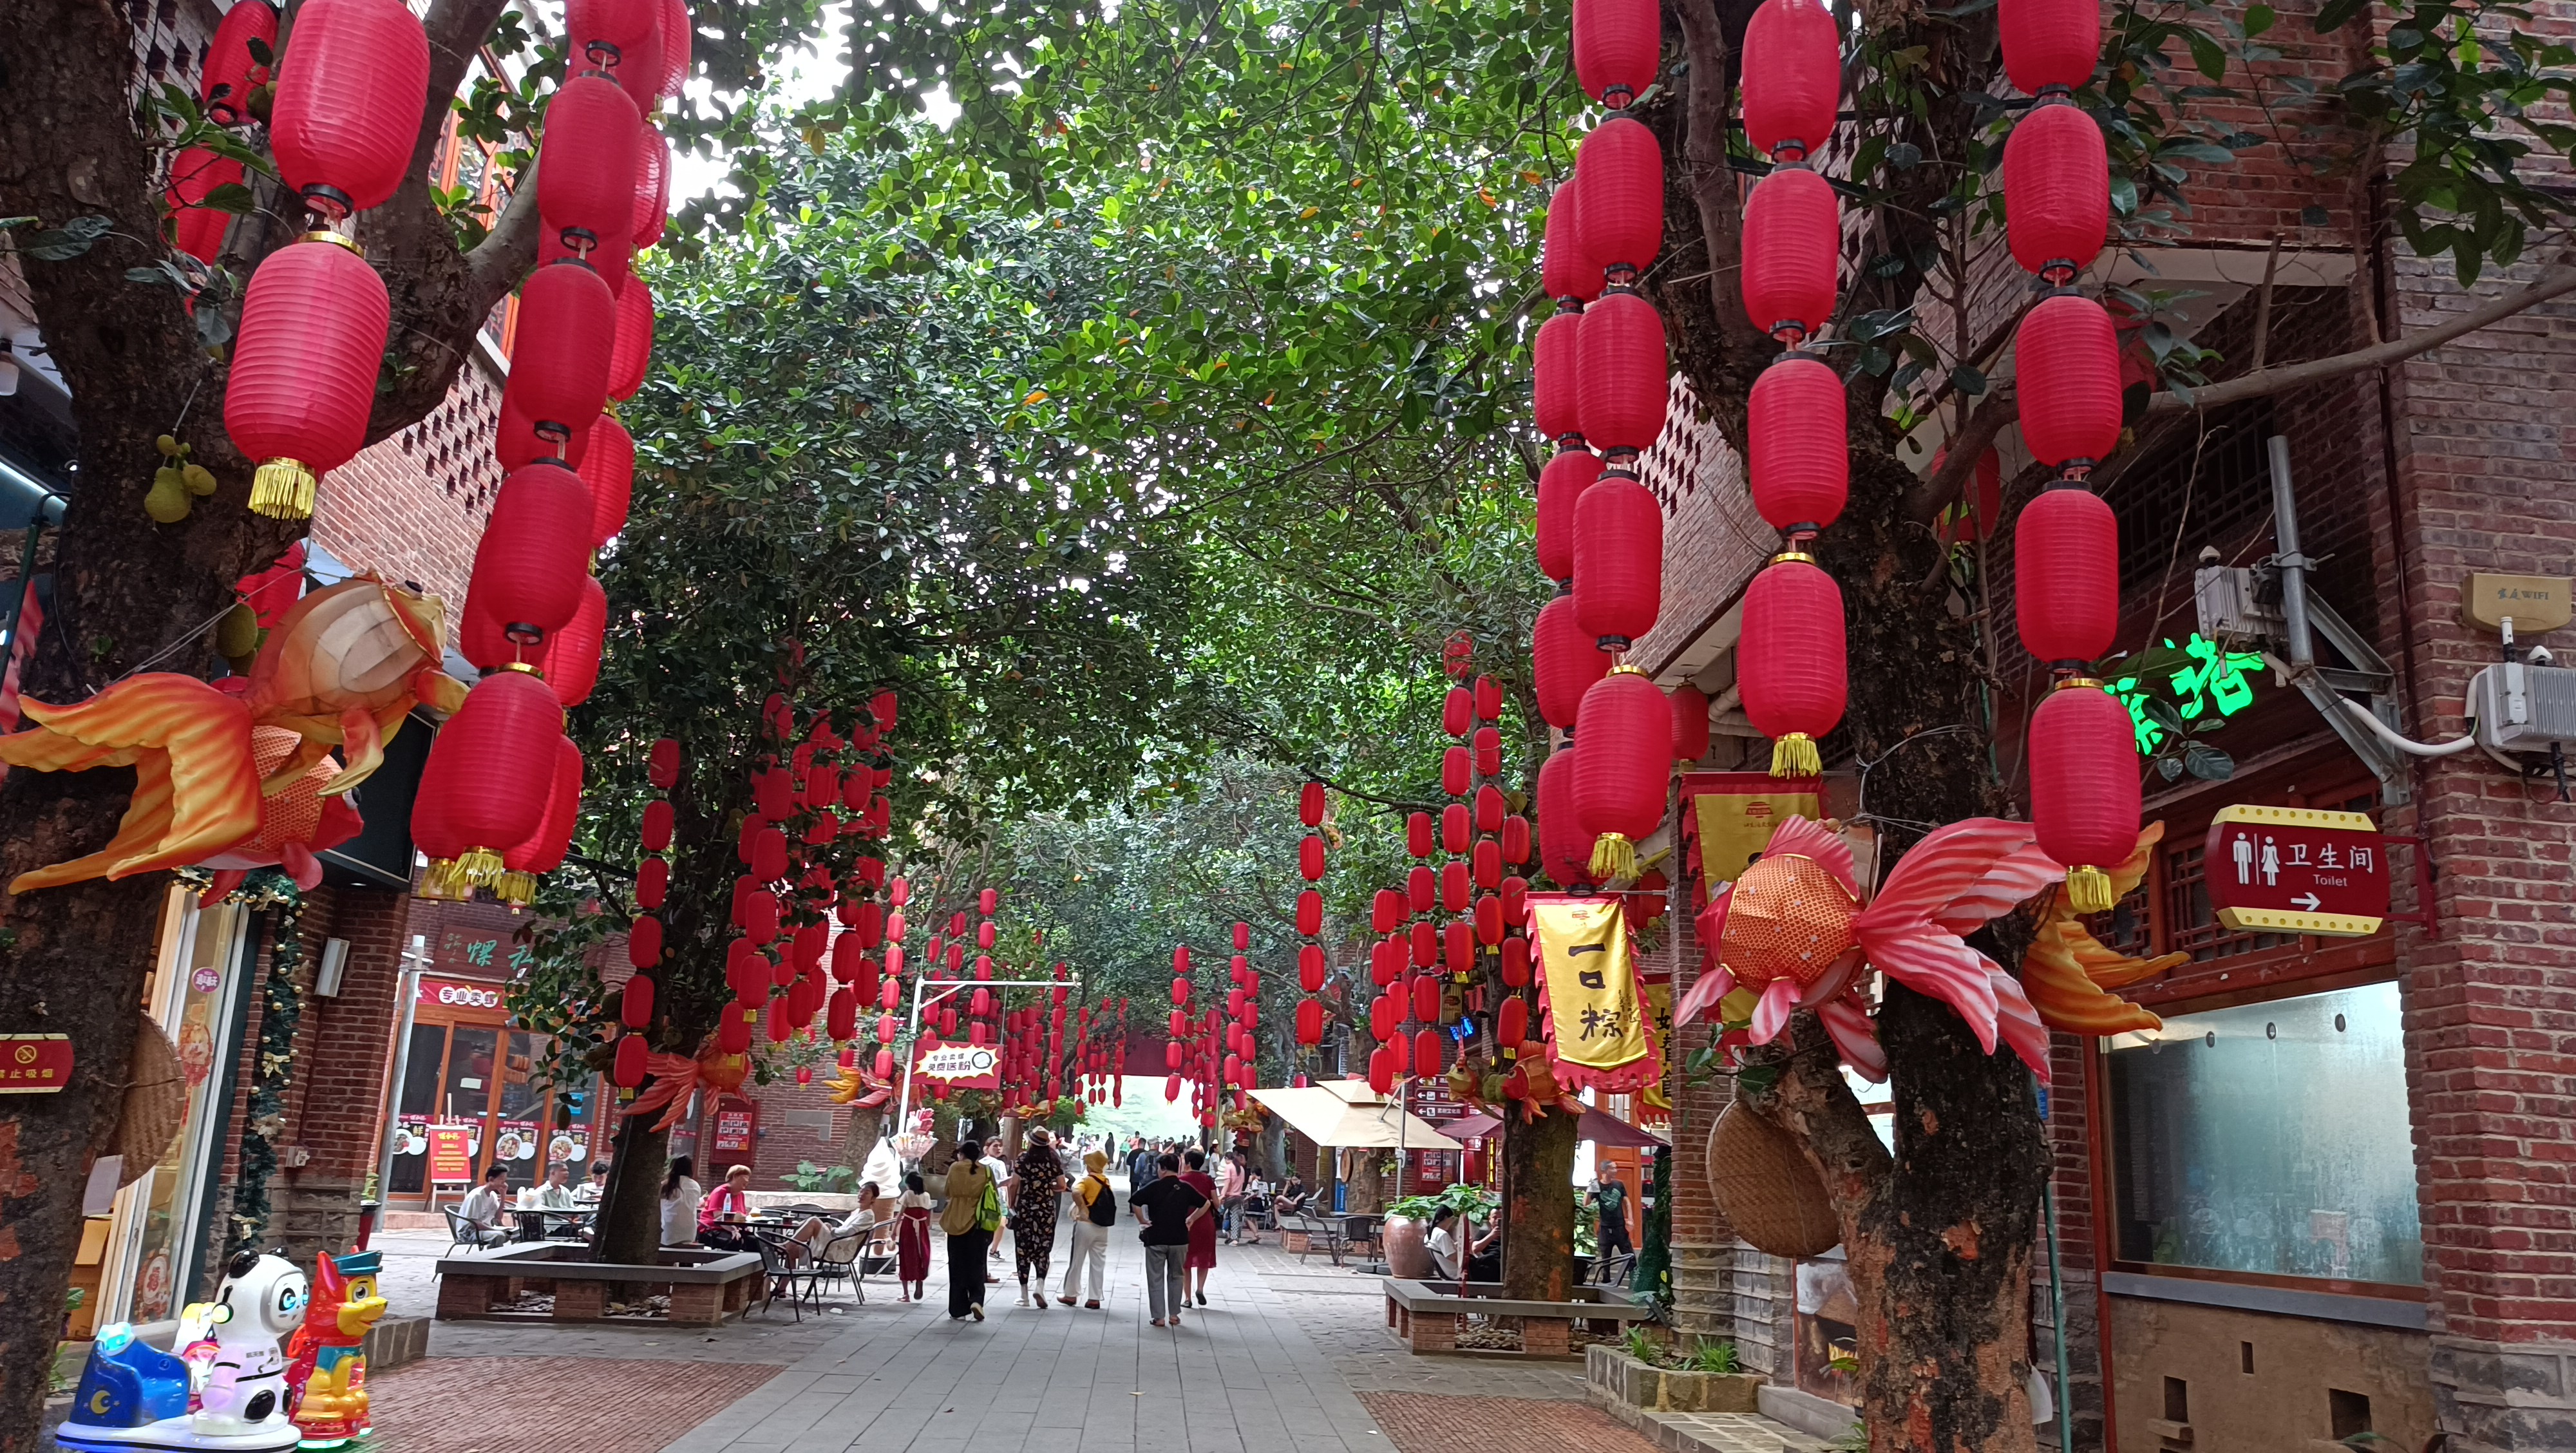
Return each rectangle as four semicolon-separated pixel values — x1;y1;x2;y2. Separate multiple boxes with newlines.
202;182;257;215
2243;3;2277;35
1949;365;1987;397
2314;0;2371;29
2182;743;2235;781
2142;696;2188;735
21;214;112;261
2159;757;2186;781
2187;30;2230;82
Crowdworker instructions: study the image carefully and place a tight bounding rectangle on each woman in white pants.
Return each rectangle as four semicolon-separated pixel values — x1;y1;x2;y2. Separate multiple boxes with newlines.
1057;1150;1117;1307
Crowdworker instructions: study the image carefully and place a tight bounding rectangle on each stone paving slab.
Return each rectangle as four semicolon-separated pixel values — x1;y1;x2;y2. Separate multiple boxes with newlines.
367;1354;782;1452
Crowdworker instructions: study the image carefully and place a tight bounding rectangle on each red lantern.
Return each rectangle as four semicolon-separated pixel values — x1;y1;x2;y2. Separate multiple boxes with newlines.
1542;176;1600;305
1300;945;1327;992
1442;803;1471;855
1371;992;1402;1042
1747;354;1846;534
641;799;674;850
267;0;429;217
1533;593;1613;728
1534;310;1584;444
1475;784;1507;834
566;0;662;70
1502;935;1532;986
167;148;242;265
1414;1028;1445;1074
1571;667;1669;879
1502;875;1530;923
648;737;679;788
609;274;655;402
1407;811;1434;858
1408;865;1436;916
1573;474;1664;649
2000;0;2101;97
1497;996;1530;1047
2005;102;2108;284
1671;683;1711;762
625;917;660;972
649;0;692;100
2014;486;2120;665
1739;557;1846;776
1574;0;1660;107
1411;920;1438;967
1441;859;1470;913
1502;814;1532;865
200;1;278;124
1373;889;1404;935
2030;681;2140;911
505;261;619;443
1442;746;1471;796
466;461;594;651
573;421;635;551
637;857;668;908
1475;892;1504;944
225;236;389;519
1741;167;1839;344
827;988;858;1042
1473;725;1502;776
1474;676;1502;721
612;140;659;256
614;1033;647;1087
414;667;562;888
1296;998;1324;1046
1296;889;1323;936
538;576;605;707
2015;294;2123;473
1575;290;1669;457
1412;974;1443;1025
1443;686;1474;738
1537;448;1602;584
1300;833;1327;881
539;75;642;256
1575;116;1663;280
1300;780;1327;827
1742;0;1841;162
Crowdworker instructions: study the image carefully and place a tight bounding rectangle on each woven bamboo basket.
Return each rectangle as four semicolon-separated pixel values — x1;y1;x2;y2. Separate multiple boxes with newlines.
1705;1101;1841;1258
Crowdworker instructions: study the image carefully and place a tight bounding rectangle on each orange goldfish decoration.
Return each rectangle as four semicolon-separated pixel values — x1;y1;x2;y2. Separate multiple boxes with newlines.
827;1061;894;1109
0;575;464;894
198;726;365;894
1676;817;2183;1083
621;1036;755;1132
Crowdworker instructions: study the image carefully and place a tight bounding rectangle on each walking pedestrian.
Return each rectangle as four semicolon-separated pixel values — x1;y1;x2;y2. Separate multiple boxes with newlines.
1179;1147;1220;1306
980;1137;1013;1275
1591;1174;1633;1259
1012;1128;1067;1306
940;1140;1000;1320
1130;1151;1209;1329
1059;1150;1115;1308
896;1172;934;1303
1218;1149;1249;1243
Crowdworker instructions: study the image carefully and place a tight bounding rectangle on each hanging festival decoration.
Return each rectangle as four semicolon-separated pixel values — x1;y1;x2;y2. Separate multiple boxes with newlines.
1738;555;1846;777
266;0;430;218
1571;667;1667;880
225;236;391;519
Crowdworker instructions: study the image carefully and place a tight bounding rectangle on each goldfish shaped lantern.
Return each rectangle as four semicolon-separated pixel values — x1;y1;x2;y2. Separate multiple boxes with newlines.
1498;1038;1566;1122
198;726;365;895
1676;816;2063;1083
2019;822;2186;1035
285;1248;387;1447
826;1061;894;1110
621;1034;755;1132
0;575;464;894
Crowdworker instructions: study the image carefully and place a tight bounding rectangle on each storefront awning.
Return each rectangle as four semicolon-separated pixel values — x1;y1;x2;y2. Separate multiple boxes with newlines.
1251;1086;1464;1152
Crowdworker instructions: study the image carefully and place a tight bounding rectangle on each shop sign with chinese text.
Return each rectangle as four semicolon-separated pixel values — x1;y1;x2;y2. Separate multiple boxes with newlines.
911;1040;1001;1090
2204;805;2389;937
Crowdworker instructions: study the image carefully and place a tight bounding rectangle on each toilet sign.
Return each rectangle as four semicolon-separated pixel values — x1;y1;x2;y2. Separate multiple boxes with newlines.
2204;805;2390;937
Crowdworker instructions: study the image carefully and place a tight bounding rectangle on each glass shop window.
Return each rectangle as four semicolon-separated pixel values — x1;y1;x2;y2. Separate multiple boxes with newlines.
2105;980;2420;1286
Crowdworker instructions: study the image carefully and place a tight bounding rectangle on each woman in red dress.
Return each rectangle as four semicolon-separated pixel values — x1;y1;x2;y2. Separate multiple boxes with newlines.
1179;1147;1220;1307
895;1170;934;1302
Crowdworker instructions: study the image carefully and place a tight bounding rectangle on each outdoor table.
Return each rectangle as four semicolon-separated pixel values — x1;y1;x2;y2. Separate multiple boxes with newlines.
510;1207;596;1243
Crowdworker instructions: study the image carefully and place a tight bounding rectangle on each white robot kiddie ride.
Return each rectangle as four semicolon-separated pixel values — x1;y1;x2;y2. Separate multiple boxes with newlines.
56;1251;310;1453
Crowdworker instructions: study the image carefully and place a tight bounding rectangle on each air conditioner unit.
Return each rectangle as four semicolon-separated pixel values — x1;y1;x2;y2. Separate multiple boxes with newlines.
2472;662;2576;752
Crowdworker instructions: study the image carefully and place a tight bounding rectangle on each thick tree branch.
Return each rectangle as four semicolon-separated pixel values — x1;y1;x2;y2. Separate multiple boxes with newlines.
2144;261;2576;417
465;151;544;308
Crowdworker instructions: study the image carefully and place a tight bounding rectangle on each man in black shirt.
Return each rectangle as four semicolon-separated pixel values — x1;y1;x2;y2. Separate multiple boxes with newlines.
1130;1152;1209;1328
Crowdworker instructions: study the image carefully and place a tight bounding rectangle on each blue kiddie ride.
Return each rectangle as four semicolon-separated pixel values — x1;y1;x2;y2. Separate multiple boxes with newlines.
57;1251;309;1452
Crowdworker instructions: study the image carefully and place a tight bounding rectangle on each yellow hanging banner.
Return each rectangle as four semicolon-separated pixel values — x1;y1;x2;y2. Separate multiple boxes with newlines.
1530;895;1659;1093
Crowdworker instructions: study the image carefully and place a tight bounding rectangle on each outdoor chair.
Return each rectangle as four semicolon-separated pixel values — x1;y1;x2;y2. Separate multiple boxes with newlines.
808;1231;863;1307
441;1206;497;1258
854;1219;900;1294
747;1234;799;1322
1589;1250;1637;1289
1289;1213;1349;1267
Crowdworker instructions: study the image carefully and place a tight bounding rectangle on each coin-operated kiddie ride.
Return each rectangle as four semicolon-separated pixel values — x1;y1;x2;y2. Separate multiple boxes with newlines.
57;1251;310;1452
282;1249;388;1447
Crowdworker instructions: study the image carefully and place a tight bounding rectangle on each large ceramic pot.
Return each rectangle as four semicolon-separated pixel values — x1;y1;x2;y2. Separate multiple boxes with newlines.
1383;1213;1434;1279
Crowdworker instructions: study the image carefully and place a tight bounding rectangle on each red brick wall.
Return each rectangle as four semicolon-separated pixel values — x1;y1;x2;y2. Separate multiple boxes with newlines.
310;361;506;644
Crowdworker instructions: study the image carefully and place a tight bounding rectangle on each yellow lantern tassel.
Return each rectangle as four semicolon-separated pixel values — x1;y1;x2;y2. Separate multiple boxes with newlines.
248;459;317;520
494;871;536;907
1768;732;1821;777
422;857;471;899
457;846;506;886
1588;832;1637;882
2065;864;2115;914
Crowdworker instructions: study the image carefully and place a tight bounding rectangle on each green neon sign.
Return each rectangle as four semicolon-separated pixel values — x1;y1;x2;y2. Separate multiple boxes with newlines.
2105;633;2265;756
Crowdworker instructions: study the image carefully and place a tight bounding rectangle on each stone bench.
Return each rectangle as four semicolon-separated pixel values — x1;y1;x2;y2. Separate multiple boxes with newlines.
1381;1277;1656;1358
435;1242;765;1325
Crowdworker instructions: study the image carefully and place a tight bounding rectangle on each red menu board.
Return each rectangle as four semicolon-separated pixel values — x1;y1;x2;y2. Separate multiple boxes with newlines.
427;1125;476;1183
711;1096;759;1156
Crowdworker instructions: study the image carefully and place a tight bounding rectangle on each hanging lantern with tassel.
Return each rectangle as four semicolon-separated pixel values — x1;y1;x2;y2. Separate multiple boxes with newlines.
224;235;390;519
1738;555;1846;776
1571;667;1669;880
2030;680;2139;911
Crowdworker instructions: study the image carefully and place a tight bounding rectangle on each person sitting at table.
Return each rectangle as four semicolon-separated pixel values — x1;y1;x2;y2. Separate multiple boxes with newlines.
1426;1206;1464;1279
661;1156;703;1248
697;1164;755;1250
456;1165;511;1248
786;1181;882;1296
576;1160;610;1205
1465;1215;1502;1283
1276;1174;1310;1215
524;1161;580;1211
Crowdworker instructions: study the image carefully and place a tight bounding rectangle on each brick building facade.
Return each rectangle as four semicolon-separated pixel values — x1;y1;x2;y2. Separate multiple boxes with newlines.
1631;4;2575;1448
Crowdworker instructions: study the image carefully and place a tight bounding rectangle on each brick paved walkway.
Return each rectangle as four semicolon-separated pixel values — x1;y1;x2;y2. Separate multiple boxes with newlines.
381;1183;1817;1453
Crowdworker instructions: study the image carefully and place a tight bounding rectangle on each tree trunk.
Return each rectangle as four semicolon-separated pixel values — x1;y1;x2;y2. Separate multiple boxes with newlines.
593;1112;671;1265
1345;1148;1383;1215
1502;1101;1578;1301
839;1105;886;1180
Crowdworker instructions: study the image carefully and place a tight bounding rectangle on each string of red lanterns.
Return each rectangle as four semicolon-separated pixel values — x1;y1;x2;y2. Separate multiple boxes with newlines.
1996;0;2133;913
